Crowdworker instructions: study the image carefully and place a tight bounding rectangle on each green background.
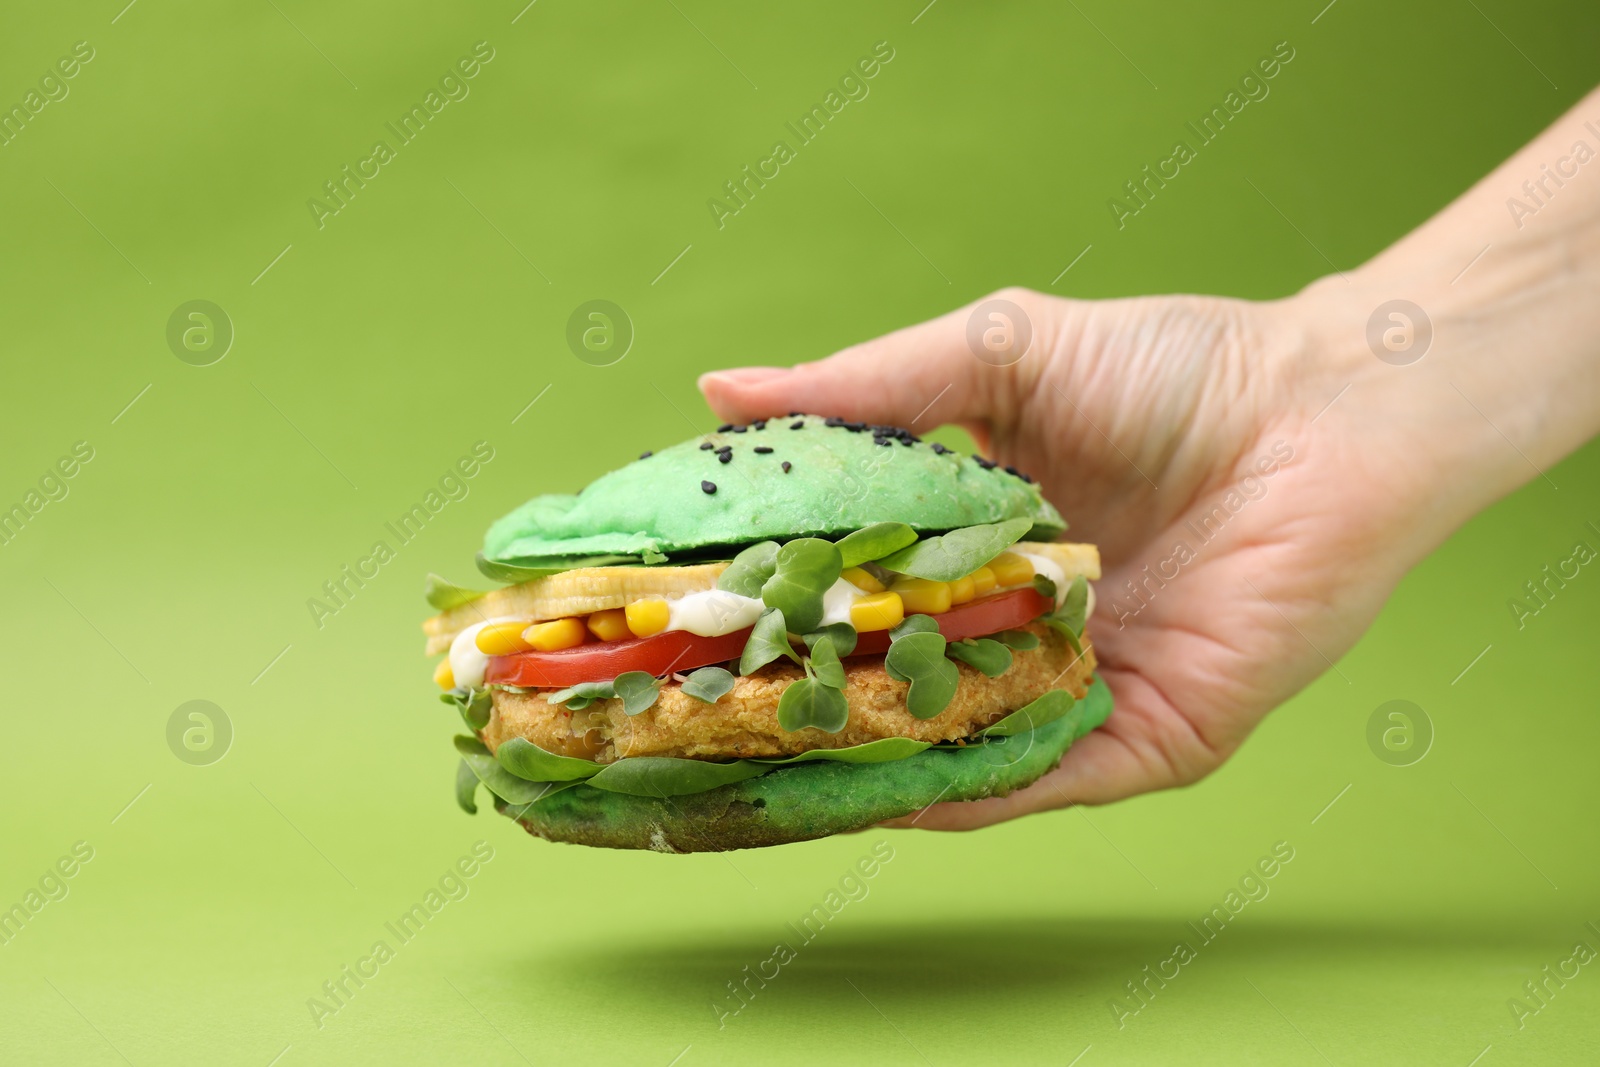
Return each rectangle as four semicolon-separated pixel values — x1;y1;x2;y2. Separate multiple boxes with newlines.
2;1;1597;1064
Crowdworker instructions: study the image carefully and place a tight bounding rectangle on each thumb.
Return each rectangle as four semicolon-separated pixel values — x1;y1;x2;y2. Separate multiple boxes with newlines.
698;291;1037;431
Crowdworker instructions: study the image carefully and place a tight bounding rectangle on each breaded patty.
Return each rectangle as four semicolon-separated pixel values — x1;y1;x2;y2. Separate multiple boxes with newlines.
480;621;1095;763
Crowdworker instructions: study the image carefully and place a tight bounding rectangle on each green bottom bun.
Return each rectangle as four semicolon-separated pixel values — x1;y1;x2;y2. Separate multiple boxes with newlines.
494;679;1112;852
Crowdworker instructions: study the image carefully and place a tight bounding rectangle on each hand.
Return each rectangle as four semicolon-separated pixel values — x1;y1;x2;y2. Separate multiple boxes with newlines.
701;288;1408;826
699;84;1600;830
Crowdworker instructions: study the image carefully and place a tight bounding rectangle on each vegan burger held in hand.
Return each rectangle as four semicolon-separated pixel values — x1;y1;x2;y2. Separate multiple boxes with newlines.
424;415;1110;851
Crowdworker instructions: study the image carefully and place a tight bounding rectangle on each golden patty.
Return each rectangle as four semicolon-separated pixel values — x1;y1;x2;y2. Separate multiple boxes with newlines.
480;621;1095;763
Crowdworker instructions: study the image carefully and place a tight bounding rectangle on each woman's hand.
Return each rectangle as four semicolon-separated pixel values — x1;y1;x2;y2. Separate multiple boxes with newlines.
701;287;1411;826
701;82;1600;829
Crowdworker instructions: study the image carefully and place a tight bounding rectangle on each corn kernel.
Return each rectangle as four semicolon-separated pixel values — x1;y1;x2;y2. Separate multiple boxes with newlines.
948;574;976;605
587;608;631;642
969;566;997;597
523;617;588;652
988;552;1035;587
851;591;905;632
433;658;455;689
841;566;886;594
625;598;671;638
890;577;952;616
476;621;534;656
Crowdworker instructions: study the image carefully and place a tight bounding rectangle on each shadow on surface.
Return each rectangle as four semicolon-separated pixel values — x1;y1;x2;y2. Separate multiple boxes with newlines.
495;911;1556;1034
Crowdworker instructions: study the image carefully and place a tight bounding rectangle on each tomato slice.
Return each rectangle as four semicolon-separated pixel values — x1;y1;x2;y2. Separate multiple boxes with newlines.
485;627;753;688
483;587;1055;689
849;587;1053;657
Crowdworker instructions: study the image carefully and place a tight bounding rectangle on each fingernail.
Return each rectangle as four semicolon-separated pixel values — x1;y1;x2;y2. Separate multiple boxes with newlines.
700;366;790;388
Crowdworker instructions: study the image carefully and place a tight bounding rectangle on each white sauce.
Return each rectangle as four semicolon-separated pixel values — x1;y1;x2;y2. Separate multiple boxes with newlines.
665;589;764;637
449;616;522;689
1010;550;1065;604
818;577;870;627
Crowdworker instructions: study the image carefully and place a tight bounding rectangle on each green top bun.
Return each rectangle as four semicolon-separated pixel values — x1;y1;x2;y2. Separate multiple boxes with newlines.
483;416;1065;567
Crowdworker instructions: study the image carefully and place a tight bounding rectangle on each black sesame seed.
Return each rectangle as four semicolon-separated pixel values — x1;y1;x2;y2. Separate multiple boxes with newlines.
639;451;653;459
701;480;717;494
781;461;792;473
1004;465;1019;476
847;421;867;432
753;445;773;454
753;419;768;430
824;417;844;428
718;452;732;464
931;443;950;455
1020;472;1034;484
717;424;733;433
699;441;714;451
732;425;747;433
790;420;805;430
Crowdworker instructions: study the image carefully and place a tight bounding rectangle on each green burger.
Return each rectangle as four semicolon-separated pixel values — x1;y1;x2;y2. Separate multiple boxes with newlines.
423;415;1108;851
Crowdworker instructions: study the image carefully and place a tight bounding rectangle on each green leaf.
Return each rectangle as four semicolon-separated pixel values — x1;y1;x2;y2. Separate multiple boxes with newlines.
874;518;1034;582
905;666;959;718
760;538;843;633
751;737;931;764
440;686;492;730
994;629;1040;651
454;758;480;814
680;666;736;703
977;688;1077;738
476;552;643;583
495;736;602;782
613;671;661;716
890;614;940;639
1042;575;1089;656
808;634;847;689
804;622;858;658
777;677;851;733
426;573;487;611
834;522;918;568
884;631;960;719
740;608;801;675
546;680;615;710
946;637;1013;677
1032;574;1058;600
717;540;780;598
585;756;768;797
1053;575;1089;635
453;736;567;804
